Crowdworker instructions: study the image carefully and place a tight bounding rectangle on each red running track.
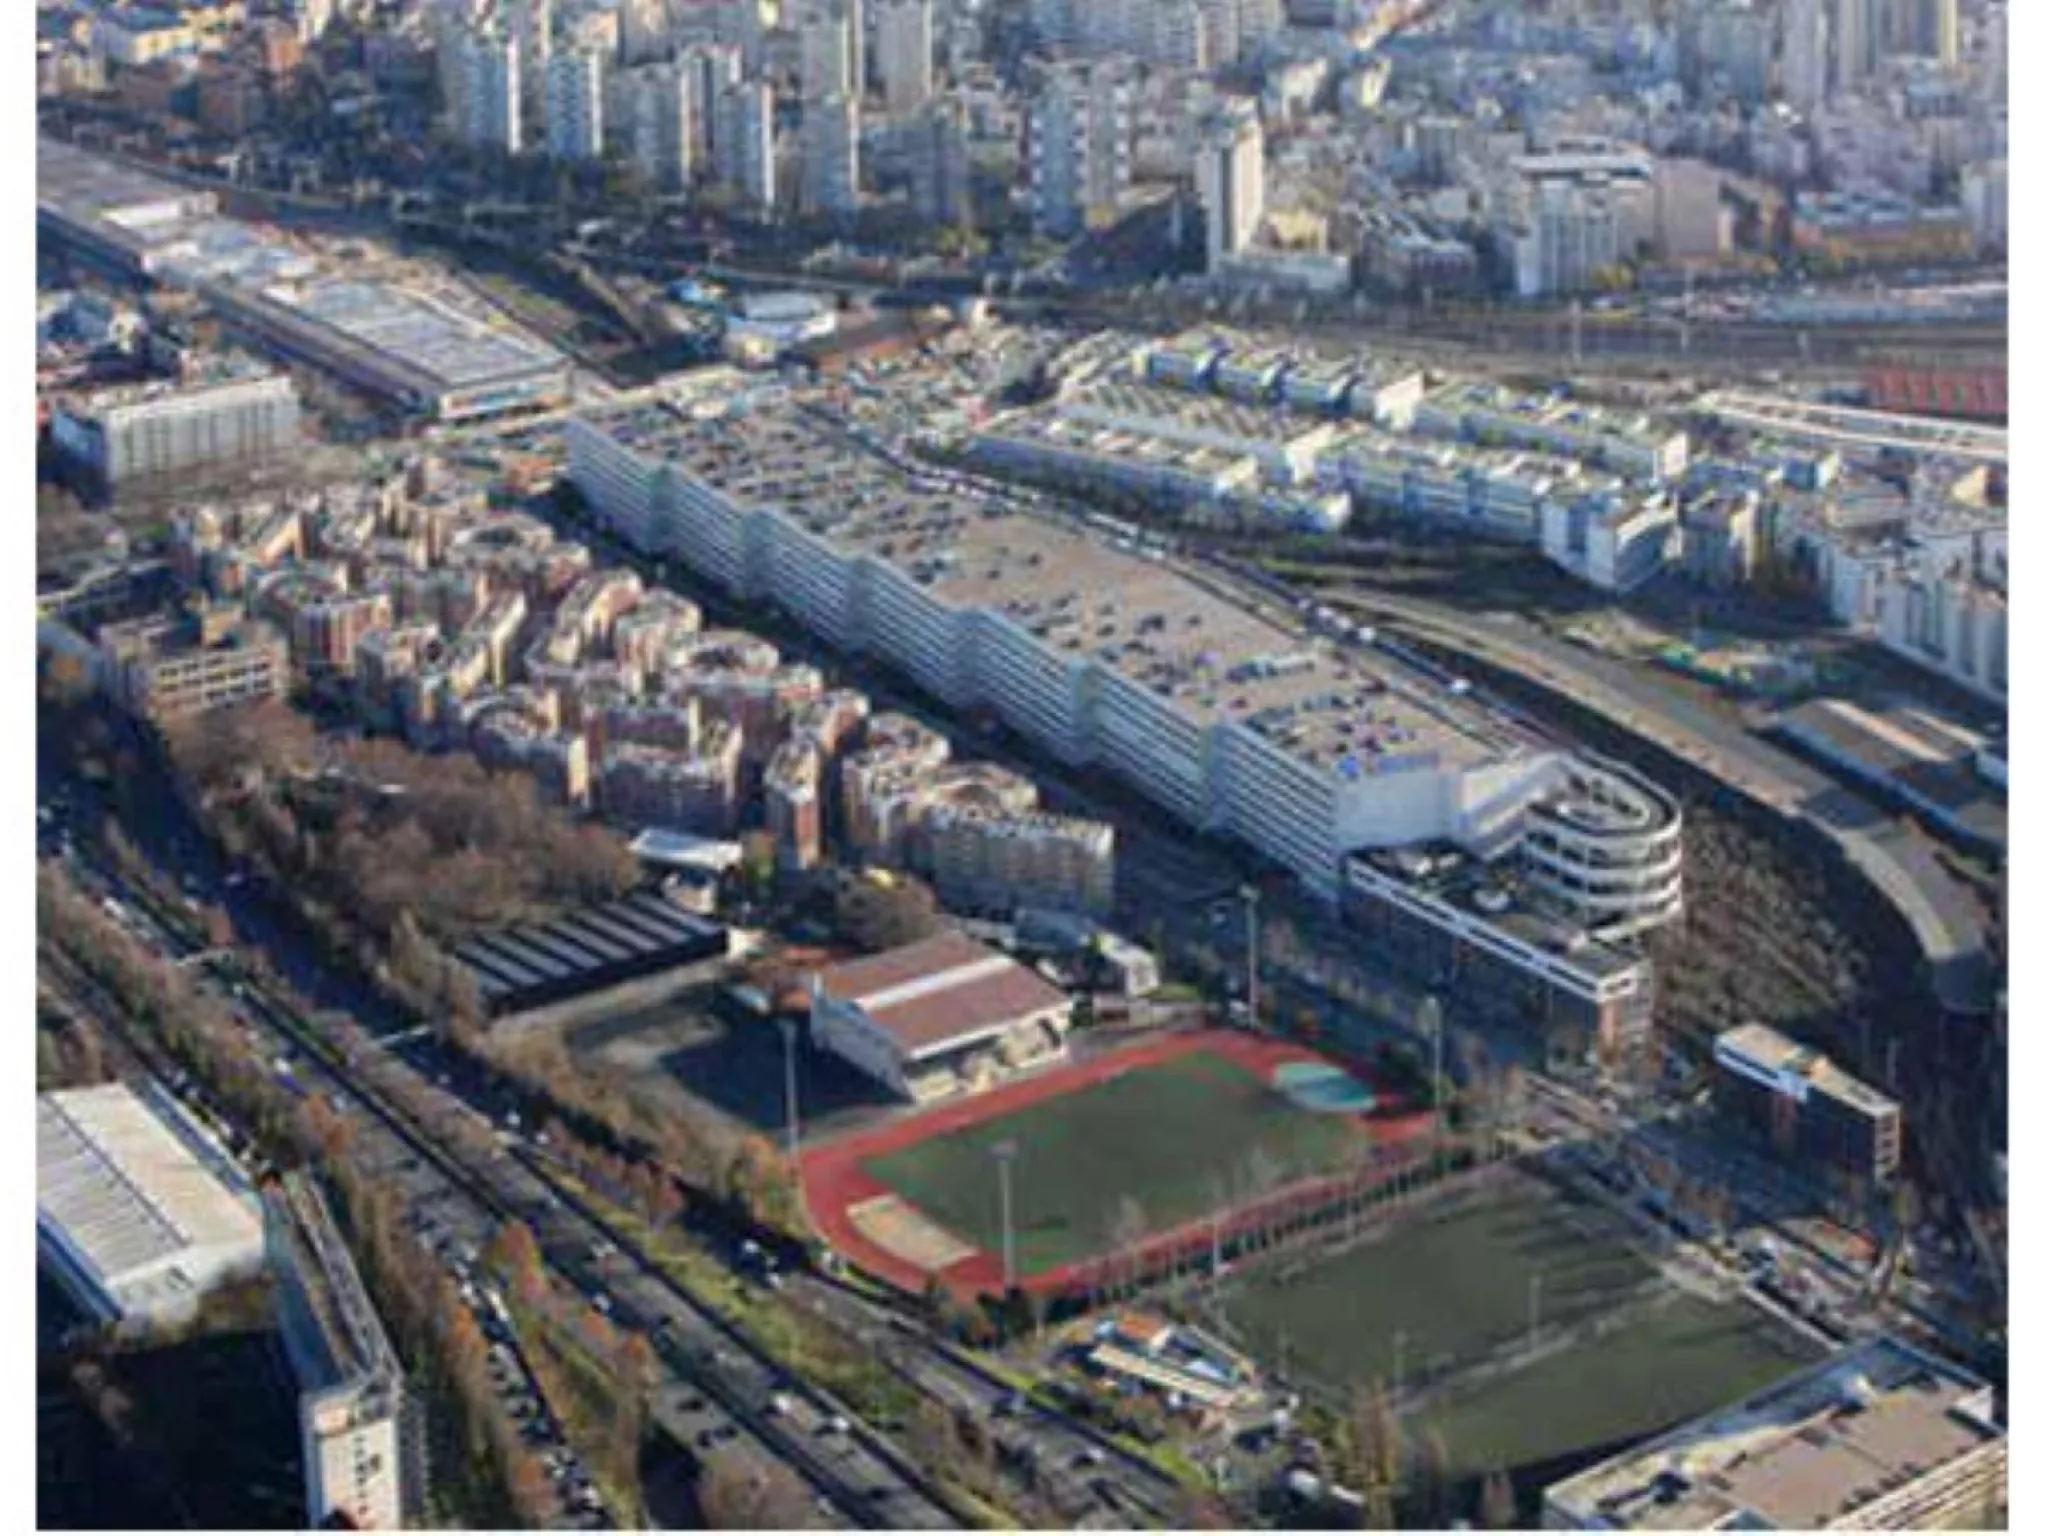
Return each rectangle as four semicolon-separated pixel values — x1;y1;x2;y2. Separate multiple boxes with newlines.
800;1027;1433;1301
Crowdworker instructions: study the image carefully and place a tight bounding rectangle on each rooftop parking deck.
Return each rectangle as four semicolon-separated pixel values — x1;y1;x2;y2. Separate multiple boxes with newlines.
588;399;1514;774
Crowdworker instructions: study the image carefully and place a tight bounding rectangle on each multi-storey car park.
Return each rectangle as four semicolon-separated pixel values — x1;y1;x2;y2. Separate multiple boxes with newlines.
566;397;1685;977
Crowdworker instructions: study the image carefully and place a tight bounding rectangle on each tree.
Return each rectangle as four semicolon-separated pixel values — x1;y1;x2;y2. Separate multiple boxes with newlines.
507;1451;554;1524
485;1220;543;1290
617;1331;658;1392
1479;1468;1518;1529
696;1457;812;1529
1414;1428;1453;1527
1350;1382;1401;1530
738;830;777;906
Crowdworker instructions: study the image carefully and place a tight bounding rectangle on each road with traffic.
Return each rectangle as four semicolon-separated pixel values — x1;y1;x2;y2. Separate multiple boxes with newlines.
37;785;956;1530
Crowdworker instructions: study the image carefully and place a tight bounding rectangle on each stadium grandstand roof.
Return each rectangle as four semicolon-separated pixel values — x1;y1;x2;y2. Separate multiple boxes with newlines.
812;931;1069;1060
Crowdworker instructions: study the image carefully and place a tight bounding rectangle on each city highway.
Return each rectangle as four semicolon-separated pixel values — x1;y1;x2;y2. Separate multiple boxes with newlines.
37;751;1197;1528
38;803;953;1530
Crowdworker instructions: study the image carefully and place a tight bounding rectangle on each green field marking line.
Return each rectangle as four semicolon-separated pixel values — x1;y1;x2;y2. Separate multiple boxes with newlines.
860;1050;1365;1276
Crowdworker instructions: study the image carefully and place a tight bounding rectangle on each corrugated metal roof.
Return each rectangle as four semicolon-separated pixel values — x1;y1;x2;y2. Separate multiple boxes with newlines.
37;1083;262;1319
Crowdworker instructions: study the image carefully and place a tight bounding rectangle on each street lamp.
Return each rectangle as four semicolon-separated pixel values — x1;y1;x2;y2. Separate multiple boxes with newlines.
992;1139;1019;1291
1419;993;1445;1155
1242;884;1261;1029
778;1017;802;1169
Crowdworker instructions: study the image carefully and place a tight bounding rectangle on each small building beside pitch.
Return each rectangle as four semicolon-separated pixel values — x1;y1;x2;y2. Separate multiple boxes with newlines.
809;931;1073;1104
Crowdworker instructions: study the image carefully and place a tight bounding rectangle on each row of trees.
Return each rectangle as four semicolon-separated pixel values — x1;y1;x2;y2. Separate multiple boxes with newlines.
38;867;539;1525
1312;1384;1520;1530
155;705;819;1243
484;1218;657;1522
487;1031;805;1240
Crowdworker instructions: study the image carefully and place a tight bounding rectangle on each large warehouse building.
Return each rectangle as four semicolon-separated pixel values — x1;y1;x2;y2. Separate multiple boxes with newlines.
38;137;571;423
810;931;1074;1103
452;891;730;1019
38;1082;266;1331
566;399;1683;929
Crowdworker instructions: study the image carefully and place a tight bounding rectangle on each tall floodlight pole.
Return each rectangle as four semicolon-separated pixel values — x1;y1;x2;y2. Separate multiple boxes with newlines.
1420;993;1445;1157
1243;884;1261;1029
779;1017;802;1168
993;1140;1019;1291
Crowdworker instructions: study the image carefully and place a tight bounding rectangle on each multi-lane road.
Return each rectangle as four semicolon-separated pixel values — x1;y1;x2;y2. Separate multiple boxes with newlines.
38;750;1198;1528
37;795;958;1529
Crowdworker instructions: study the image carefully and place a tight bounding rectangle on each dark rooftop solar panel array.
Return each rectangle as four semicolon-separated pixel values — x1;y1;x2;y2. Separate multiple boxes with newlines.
453;893;727;1017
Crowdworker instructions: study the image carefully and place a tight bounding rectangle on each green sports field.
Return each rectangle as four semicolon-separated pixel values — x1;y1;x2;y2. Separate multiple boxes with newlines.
1215;1174;1823;1480
1219;1177;1655;1392
860;1050;1362;1276
1418;1291;1822;1478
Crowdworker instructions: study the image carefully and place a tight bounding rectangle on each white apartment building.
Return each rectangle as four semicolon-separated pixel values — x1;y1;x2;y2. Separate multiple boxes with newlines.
681;42;742;167
715;0;767;75
801;3;855;102
877;0;933;113
621;64;696;190
53;370;301;489
454;29;523;155
267;1175;413;1531
1833;0;1875;96
510;0;552;124
907;95;972;226
1783;0;1830;109
714;79;778;210
1963;159;2007;251
1028;61;1131;237
926;807;1117;917
1872;560;2007;703
1196;99;1264;272
546;47;607;162
801;94;861;219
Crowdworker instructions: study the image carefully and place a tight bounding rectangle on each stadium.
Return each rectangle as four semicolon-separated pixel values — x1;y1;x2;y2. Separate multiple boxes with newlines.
800;1028;1432;1302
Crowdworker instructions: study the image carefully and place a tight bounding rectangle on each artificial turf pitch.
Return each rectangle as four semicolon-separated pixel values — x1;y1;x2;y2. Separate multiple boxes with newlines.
1219;1177;1656;1391
1215;1177;1823;1478
858;1049;1363;1277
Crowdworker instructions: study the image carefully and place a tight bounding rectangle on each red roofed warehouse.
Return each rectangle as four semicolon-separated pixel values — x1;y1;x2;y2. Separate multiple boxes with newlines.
809;931;1073;1104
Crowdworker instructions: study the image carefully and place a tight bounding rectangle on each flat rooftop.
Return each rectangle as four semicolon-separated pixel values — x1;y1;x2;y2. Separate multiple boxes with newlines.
1545;1336;2002;1530
1422;380;1677;447
37;136;212;229
38;1083;262;1318
1059;378;1339;455
1352;841;1644;981
1715;1021;1900;1120
1775;698;2005;850
279;279;565;392
585;400;1516;774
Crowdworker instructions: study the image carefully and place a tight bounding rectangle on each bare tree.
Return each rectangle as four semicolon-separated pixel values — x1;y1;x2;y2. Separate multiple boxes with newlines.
1479;1468;1518;1530
695;1456;812;1529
